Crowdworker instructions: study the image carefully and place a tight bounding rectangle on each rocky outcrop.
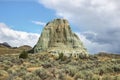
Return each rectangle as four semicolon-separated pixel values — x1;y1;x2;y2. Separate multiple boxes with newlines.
32;19;89;57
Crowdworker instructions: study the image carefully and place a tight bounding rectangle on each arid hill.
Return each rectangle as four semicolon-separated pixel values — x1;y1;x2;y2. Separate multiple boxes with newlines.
0;43;32;55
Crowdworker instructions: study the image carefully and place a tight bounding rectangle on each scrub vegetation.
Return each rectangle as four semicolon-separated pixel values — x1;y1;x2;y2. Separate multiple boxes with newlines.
0;52;120;80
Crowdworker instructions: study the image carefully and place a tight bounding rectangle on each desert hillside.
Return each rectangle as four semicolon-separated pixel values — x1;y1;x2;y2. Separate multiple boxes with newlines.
0;42;32;55
0;52;120;80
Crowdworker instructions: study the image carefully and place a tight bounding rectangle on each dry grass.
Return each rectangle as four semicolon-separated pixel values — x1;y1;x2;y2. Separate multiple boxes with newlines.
0;45;32;55
0;47;21;55
0;51;120;80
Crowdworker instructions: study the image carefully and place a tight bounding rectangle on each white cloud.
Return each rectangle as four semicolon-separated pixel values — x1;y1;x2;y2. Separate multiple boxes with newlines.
76;32;114;54
39;0;120;30
39;0;120;53
32;21;46;26
0;23;39;47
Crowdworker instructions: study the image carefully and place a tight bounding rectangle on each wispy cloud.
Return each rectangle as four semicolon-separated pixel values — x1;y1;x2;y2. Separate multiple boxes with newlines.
0;22;39;47
32;21;46;26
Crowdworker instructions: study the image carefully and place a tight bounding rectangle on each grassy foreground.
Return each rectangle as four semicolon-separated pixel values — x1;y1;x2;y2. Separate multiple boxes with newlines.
0;52;120;80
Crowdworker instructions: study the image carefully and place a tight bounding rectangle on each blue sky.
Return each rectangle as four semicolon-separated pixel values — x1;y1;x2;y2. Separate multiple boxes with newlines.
0;0;80;33
0;0;120;54
0;1;57;33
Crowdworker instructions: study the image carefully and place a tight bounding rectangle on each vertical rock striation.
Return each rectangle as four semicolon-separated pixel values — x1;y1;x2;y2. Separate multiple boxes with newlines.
32;19;89;57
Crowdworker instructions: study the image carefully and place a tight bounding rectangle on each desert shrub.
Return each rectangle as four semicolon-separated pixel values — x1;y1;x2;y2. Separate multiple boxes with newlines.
114;76;120;80
59;53;64;59
79;53;89;59
7;68;16;74
0;70;9;80
8;66;26;79
50;60;59;66
89;55;98;60
64;65;78;77
74;72;84;80
34;68;50;80
58;52;67;61
19;50;28;59
58;73;66;80
91;75;100;80
79;63;93;70
36;52;50;61
116;59;120;64
69;60;79;66
102;75;114;80
58;52;63;59
96;63;120;75
98;65;114;75
23;73;41;80
1;63;10;71
12;76;22;80
112;65;120;72
42;61;52;68
3;60;12;66
7;69;18;80
74;70;95;80
17;69;27;77
99;69;104;76
82;71;94;80
79;54;85;59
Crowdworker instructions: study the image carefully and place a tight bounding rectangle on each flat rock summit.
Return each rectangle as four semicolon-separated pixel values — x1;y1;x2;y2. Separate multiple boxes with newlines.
32;19;88;57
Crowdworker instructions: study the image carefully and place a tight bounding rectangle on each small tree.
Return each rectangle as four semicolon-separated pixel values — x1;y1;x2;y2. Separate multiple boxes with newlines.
19;50;28;59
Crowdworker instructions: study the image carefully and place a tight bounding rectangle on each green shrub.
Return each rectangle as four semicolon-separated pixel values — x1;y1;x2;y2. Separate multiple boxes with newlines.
58;73;66;80
58;52;67;61
74;72;84;80
42;61;52;68
65;65;78;77
89;55;98;60
99;69;104;76
23;73;41;80
114;76;120;80
19;50;28;59
0;70;9;80
34;68;50;80
82;71;94;80
58;53;63;59
113;65;120;72
74;71;95;80
102;75;114;80
91;75;100;80
79;53;88;59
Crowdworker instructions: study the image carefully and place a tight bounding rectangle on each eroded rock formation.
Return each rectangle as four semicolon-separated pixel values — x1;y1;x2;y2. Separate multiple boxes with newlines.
33;19;89;57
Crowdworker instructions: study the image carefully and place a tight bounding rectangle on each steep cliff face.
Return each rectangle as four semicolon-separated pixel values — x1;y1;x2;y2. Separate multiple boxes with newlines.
33;19;88;56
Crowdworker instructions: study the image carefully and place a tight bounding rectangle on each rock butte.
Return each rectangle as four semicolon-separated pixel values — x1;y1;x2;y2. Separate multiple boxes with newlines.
32;19;89;57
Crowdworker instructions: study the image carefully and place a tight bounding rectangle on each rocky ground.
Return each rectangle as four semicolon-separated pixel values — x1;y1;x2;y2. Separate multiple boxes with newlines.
0;52;120;80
